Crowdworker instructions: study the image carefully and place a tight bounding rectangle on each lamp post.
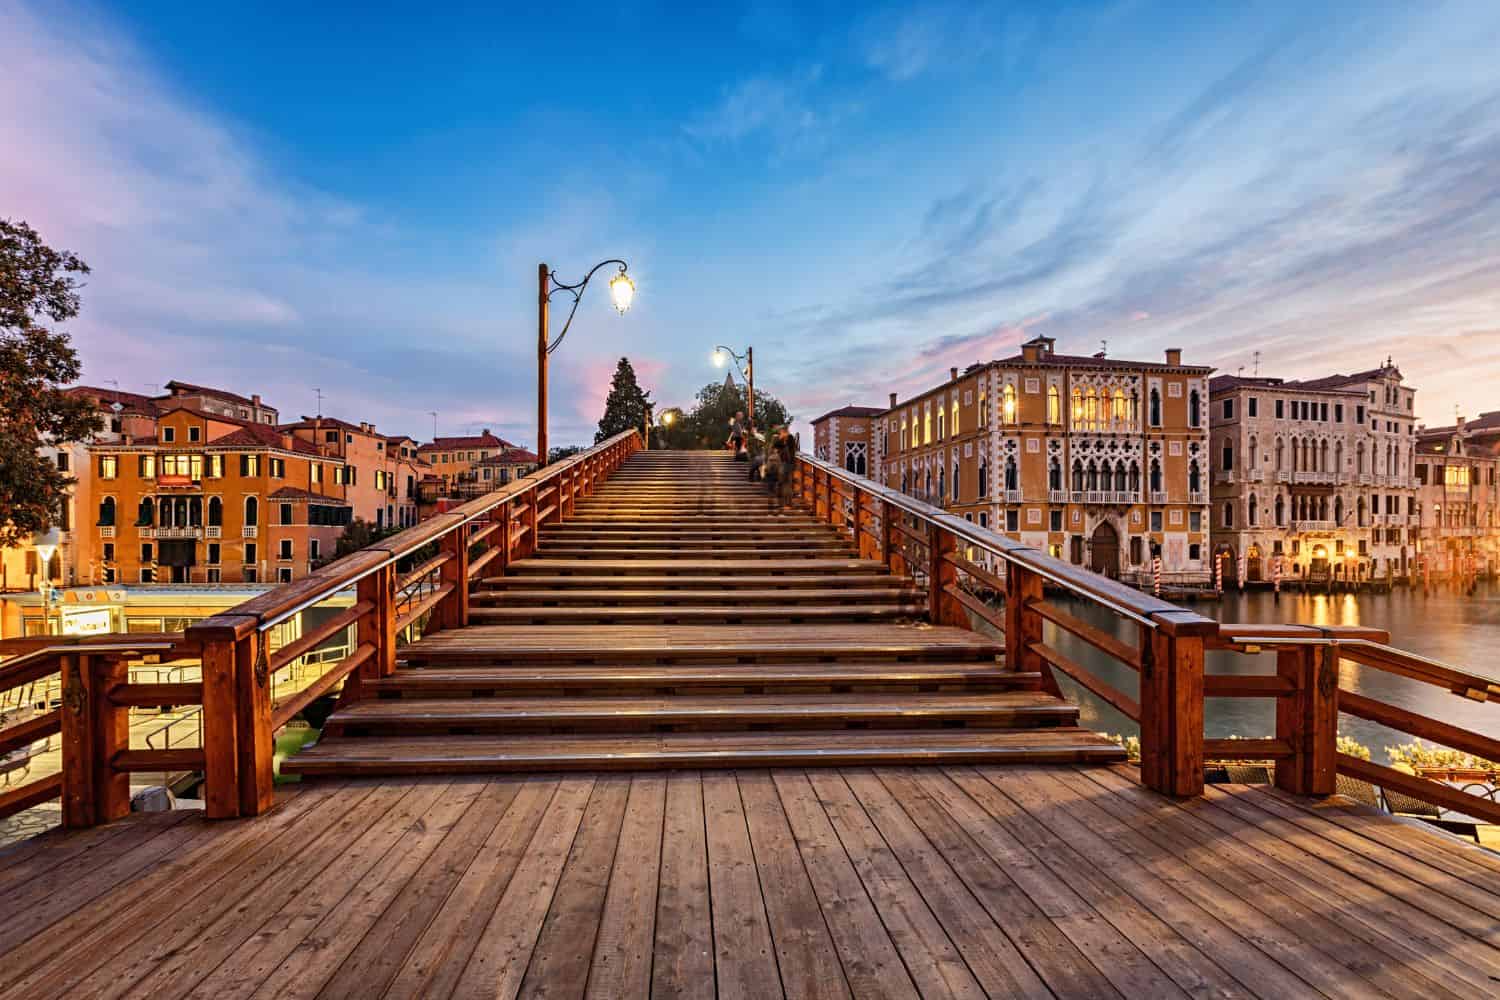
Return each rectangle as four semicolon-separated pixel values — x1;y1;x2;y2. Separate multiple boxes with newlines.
32;527;60;636
713;344;754;431
537;259;635;466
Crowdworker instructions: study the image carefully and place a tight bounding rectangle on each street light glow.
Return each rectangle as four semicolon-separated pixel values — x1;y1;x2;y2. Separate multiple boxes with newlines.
662;410;675;426
713;349;726;367
609;271;635;314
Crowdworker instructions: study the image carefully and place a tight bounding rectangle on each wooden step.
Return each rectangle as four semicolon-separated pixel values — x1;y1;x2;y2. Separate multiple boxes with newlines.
505;558;888;576
365;662;1037;696
322;692;1075;736
469;587;917;606
535;536;850;550
466;604;922;625
283;728;1126;775
400;624;1001;666
529;547;854;561
480;573;907;591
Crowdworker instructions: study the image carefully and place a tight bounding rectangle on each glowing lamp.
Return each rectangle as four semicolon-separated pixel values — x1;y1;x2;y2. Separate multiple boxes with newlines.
713;349;727;367
608;271;635;314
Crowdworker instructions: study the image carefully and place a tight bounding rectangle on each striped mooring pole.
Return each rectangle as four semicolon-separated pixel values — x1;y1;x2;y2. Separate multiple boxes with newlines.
1214;553;1223;594
1152;555;1162;598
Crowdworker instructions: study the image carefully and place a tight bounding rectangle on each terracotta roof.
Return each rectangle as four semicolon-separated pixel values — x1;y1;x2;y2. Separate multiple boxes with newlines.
419;431;510;451
1288;365;1403;390
477;447;539;466
163;380;267;408
992;351;1213;373
211;424;325;456
1209;374;1365;397
810;405;886;425
268;486;350;503
67;386;161;415
279;415;378;435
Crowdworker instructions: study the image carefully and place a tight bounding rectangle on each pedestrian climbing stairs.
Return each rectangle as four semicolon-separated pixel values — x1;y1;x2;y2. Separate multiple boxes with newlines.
284;451;1123;775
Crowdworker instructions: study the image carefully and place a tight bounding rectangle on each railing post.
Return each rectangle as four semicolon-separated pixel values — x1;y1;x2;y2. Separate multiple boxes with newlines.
1275;642;1337;796
1004;563;1049;685
1140;612;1210;797
192;616;249;819
879;499;895;572
927;525;963;626
235;628;275;816
359;561;398;680
436;522;470;630
58;652;130;827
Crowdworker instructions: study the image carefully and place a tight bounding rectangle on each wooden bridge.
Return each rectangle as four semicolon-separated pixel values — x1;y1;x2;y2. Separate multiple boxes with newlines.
3;431;1499;998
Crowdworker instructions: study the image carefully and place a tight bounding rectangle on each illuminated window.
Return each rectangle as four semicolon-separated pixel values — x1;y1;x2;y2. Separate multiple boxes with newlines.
978;384;988;427
951;399;959;435
1071;387;1083;426
924;409;932;445
1001;384;1017;424
1048;385;1061;425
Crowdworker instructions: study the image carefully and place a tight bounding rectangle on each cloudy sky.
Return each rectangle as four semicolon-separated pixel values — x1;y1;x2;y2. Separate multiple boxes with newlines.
4;1;1499;445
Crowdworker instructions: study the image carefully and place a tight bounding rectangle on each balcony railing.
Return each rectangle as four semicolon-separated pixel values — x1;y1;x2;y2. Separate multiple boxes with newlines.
98;525;115;538
1000;489;1023;504
1275;470;1290;483
1149;491;1168;504
1212;470;1233;485
242;526;258;538
206;526;222;539
1188;491;1206;505
147;526;204;540
1048;490;1068;504
1292;519;1336;531
1293;471;1339;484
1246;469;1264;482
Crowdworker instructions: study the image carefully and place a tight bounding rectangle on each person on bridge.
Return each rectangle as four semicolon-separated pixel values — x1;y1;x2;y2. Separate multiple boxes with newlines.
728;411;746;460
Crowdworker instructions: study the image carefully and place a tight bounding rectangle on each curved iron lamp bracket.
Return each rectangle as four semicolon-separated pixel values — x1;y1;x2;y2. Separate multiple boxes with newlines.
545;259;629;356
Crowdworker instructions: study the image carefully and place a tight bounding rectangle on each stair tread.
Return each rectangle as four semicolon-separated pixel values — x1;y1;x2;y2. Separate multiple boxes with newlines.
331;691;1072;723
507;558;888;573
480;574;907;589
402;623;1001;662
471;588;916;603
369;662;1033;689
284;727;1126;774
467;605;921;622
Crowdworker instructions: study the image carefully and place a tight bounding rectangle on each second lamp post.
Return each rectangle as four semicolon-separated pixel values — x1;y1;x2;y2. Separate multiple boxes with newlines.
713;344;754;431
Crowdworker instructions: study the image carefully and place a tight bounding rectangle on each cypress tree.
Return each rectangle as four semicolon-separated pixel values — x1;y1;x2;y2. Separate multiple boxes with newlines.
595;356;653;443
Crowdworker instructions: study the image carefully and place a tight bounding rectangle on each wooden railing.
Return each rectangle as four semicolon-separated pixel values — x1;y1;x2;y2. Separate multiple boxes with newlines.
0;430;641;828
794;453;1500;817
0;633;201;827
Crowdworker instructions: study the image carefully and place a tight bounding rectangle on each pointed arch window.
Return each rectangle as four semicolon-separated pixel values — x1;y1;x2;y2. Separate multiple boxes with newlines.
1149;458;1162;493
1189;389;1201;427
1149;388;1162;427
1047;386;1061;425
1004;456;1018;492
1275;494;1284;525
1189;459;1202;494
1048;457;1061;491
1072;459;1084;492
1001;384;1017;424
1113;461;1127;493
977;458;988;498
1248;494;1258;526
1128;461;1141;494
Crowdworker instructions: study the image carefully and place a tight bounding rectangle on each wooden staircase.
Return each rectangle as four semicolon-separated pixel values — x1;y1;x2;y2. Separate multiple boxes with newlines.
284;451;1123;775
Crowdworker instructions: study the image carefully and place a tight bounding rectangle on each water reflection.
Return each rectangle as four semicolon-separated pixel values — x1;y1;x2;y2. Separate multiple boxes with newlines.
1042;580;1500;764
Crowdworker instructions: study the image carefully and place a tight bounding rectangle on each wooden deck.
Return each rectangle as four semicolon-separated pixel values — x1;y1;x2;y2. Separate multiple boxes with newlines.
3;765;1499;999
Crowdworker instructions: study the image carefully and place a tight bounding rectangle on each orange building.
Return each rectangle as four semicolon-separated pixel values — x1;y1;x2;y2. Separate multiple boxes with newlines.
810;406;884;477
280;416;429;531
418;430;536;496
87;406;351;585
877;337;1214;584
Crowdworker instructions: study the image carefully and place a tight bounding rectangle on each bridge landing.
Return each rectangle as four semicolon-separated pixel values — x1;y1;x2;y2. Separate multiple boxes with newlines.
3;765;1498;998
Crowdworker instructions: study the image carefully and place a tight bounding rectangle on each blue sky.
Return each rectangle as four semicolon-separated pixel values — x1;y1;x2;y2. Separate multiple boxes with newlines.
4;1;1499;445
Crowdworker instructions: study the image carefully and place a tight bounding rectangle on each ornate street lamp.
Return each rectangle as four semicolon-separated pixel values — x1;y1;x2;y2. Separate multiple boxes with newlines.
713;344;754;432
537;260;635;465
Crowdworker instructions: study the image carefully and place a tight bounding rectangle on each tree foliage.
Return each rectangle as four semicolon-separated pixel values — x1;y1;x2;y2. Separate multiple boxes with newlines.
548;444;585;463
683;380;793;450
594;356;653;443
0;219;100;548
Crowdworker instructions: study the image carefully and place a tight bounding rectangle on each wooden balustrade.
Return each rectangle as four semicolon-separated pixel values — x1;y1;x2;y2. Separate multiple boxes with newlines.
0;430;640;830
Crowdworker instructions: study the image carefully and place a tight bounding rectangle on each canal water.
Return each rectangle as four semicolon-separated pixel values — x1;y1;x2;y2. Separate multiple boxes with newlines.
1042;580;1500;764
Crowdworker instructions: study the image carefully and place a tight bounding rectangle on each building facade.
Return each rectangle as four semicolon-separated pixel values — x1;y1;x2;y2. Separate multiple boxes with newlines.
1415;417;1500;578
87;406;352;586
1208;361;1419;584
810;405;884;477
418;431;525;491
877;338;1213;584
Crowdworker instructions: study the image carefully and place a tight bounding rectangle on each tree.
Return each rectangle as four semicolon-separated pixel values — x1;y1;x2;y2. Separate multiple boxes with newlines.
548;444;584;463
0;220;100;549
595;356;653;443
684;380;793;450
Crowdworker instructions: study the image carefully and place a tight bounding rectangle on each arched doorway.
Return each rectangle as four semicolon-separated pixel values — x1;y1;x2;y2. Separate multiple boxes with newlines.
1246;544;1263;582
1090;521;1120;578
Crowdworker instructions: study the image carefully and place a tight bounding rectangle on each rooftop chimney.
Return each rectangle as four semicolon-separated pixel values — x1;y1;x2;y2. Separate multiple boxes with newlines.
888;392;898;409
482;428;491;437
360;421;372;434
950;367;959;382
1164;348;1182;366
280;433;295;451
251;394;262;407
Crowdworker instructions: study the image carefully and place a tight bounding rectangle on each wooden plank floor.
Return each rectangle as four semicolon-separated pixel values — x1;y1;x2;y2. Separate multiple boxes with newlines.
3;766;1499;999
